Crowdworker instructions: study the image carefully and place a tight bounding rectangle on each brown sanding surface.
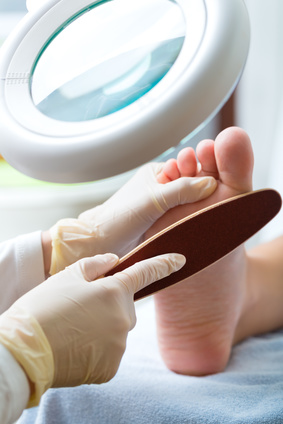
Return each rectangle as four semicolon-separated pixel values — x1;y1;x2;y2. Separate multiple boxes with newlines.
105;189;282;301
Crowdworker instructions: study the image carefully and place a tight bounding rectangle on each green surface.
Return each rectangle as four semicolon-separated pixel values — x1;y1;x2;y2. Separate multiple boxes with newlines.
0;160;84;188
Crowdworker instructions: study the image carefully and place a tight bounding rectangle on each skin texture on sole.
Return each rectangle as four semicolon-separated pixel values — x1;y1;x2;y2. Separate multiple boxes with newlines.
106;189;282;301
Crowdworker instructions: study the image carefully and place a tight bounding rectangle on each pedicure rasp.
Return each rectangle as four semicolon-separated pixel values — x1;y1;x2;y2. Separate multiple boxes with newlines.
105;189;282;300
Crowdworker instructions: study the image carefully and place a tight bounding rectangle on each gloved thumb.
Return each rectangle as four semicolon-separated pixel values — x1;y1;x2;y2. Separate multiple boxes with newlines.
112;253;186;295
160;176;217;208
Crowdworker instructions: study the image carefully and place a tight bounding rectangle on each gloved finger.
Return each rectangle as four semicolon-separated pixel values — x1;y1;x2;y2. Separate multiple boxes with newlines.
160;176;217;208
113;253;186;295
67;253;119;282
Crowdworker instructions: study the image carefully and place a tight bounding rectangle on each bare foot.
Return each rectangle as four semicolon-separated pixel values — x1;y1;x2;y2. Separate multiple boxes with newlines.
146;127;254;376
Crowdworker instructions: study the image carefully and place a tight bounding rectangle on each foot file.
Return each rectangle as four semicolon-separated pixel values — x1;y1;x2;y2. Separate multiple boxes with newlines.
105;189;282;301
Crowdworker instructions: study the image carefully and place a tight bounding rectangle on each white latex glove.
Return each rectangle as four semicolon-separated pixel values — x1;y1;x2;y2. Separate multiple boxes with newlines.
50;163;216;274
0;252;185;407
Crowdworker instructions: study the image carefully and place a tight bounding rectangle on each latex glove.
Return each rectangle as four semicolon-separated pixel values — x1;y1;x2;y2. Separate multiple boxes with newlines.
50;163;216;274
0;252;185;407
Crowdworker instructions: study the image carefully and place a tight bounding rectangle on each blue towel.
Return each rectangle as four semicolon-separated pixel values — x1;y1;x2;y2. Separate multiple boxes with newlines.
18;299;283;424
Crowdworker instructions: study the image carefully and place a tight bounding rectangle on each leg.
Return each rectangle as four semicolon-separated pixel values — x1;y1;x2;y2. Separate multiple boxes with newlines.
233;235;283;343
146;127;254;376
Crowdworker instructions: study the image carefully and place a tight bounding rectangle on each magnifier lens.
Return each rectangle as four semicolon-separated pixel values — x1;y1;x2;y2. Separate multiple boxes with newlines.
31;0;185;122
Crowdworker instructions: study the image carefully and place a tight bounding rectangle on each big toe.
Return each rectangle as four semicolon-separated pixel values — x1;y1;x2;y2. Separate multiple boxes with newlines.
214;127;254;192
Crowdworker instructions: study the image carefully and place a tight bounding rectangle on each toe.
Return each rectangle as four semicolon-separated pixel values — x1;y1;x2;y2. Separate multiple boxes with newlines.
157;159;181;184
176;147;198;177
215;127;254;192
196;139;218;178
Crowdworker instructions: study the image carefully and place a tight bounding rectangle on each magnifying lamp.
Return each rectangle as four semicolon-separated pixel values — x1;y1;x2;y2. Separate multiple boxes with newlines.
0;0;249;183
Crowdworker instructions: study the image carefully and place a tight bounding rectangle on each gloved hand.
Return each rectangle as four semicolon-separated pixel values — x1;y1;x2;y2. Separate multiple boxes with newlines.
0;252;185;407
50;163;216;274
